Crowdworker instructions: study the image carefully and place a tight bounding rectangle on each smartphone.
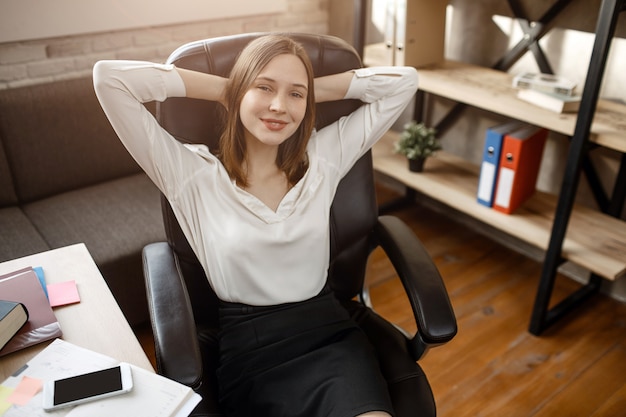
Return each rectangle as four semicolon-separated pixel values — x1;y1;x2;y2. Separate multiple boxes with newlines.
42;363;133;411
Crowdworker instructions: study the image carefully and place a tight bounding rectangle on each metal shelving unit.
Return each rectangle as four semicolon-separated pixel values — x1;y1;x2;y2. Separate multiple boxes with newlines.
357;0;626;335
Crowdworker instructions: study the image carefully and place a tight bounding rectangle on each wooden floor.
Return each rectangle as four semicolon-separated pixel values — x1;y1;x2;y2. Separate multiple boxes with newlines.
136;183;626;417
369;184;626;417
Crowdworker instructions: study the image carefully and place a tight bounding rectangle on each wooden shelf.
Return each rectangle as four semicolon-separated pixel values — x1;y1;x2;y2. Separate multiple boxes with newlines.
373;131;626;281
415;60;626;153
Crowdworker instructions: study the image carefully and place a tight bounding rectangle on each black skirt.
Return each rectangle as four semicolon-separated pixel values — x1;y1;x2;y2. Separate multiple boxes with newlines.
217;288;394;417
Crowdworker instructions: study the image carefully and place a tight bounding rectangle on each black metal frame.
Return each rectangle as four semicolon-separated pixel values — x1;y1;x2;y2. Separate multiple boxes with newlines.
356;0;626;335
529;0;626;335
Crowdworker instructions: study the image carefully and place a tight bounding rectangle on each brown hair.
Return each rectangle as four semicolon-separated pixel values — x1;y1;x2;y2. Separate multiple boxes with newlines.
219;34;316;187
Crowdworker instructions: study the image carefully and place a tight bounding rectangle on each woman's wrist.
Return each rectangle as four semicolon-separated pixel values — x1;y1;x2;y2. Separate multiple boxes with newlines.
314;71;354;103
176;67;227;105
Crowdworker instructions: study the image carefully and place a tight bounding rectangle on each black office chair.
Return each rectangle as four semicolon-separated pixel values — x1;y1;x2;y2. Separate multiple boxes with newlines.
142;32;457;417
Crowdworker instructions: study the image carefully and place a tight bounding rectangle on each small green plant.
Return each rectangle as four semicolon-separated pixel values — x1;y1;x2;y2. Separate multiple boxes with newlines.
394;121;440;160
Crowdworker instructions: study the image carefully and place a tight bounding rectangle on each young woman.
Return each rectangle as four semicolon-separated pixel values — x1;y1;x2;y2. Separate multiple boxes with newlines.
94;34;418;417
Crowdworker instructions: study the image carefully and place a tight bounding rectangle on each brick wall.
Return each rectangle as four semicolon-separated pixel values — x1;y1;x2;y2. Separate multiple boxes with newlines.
0;0;329;89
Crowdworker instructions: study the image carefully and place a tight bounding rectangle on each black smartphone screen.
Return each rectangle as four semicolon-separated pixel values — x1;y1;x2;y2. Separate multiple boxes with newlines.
53;366;123;405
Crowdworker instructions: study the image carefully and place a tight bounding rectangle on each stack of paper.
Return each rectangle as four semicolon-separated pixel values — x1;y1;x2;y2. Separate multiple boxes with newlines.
517;88;582;113
0;339;201;417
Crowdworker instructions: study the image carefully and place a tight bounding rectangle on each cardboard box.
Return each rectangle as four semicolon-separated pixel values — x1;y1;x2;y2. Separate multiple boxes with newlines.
364;0;447;68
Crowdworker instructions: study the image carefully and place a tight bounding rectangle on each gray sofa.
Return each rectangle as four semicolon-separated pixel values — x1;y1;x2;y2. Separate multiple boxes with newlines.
0;76;166;326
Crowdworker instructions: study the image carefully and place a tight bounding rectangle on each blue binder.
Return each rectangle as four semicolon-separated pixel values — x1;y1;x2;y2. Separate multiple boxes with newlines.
476;121;524;207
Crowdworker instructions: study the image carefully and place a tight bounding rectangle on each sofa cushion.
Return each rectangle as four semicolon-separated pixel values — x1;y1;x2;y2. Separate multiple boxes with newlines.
22;173;166;325
0;207;51;262
0;77;142;203
0;141;18;207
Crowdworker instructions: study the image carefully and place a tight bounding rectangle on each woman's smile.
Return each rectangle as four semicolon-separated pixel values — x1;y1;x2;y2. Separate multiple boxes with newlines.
262;118;289;131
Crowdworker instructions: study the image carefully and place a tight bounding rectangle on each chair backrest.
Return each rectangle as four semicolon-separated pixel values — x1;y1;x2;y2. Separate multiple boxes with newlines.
158;33;377;327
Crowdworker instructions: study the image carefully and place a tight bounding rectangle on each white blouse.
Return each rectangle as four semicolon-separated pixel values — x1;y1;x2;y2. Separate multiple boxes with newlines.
93;60;418;305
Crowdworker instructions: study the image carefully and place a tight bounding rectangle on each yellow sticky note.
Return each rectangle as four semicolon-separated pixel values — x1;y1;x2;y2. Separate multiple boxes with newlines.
0;385;15;415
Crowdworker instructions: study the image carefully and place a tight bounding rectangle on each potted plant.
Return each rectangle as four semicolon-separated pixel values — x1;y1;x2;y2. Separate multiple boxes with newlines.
394;121;440;172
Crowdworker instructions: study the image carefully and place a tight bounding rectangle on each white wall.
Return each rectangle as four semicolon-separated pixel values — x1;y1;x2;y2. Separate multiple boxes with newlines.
0;0;328;89
0;0;287;43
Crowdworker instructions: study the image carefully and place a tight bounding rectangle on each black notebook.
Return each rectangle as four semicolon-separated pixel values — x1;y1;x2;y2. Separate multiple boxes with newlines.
0;299;29;351
0;267;62;356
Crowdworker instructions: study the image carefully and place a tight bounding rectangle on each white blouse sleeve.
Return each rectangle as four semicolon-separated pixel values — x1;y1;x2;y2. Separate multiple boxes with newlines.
314;66;419;178
92;60;193;197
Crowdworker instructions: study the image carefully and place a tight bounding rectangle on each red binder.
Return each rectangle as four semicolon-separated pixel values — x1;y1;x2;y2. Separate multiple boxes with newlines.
493;125;548;214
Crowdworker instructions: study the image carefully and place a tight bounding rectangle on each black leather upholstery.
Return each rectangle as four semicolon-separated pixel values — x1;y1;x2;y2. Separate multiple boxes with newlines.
143;32;457;417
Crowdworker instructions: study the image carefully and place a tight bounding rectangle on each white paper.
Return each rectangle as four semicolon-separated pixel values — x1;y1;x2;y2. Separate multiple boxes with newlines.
477;161;496;203
1;339;117;417
67;366;194;417
172;393;202;417
1;339;197;417
495;167;515;208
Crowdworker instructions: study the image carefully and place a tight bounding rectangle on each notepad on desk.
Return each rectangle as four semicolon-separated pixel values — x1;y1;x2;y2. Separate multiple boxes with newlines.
0;339;201;417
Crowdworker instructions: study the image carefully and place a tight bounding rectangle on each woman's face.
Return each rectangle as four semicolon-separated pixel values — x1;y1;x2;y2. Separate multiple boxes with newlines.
239;54;309;148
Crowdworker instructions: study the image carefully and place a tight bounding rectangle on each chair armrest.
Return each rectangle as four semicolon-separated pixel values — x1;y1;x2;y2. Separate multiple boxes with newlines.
142;242;204;390
374;215;457;360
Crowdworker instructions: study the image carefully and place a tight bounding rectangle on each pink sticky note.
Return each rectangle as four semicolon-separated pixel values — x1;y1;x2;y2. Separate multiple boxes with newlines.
47;280;81;307
7;376;42;406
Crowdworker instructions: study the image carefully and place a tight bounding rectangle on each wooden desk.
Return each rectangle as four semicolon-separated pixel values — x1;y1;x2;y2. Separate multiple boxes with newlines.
0;243;153;380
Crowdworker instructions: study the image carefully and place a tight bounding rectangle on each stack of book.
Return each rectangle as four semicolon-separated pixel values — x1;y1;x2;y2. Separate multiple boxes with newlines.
512;72;582;113
477;121;548;214
0;300;28;352
0;267;62;356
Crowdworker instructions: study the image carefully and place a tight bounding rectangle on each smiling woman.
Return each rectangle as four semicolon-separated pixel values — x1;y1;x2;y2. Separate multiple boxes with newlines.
0;0;287;43
93;33;418;416
236;54;309;210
